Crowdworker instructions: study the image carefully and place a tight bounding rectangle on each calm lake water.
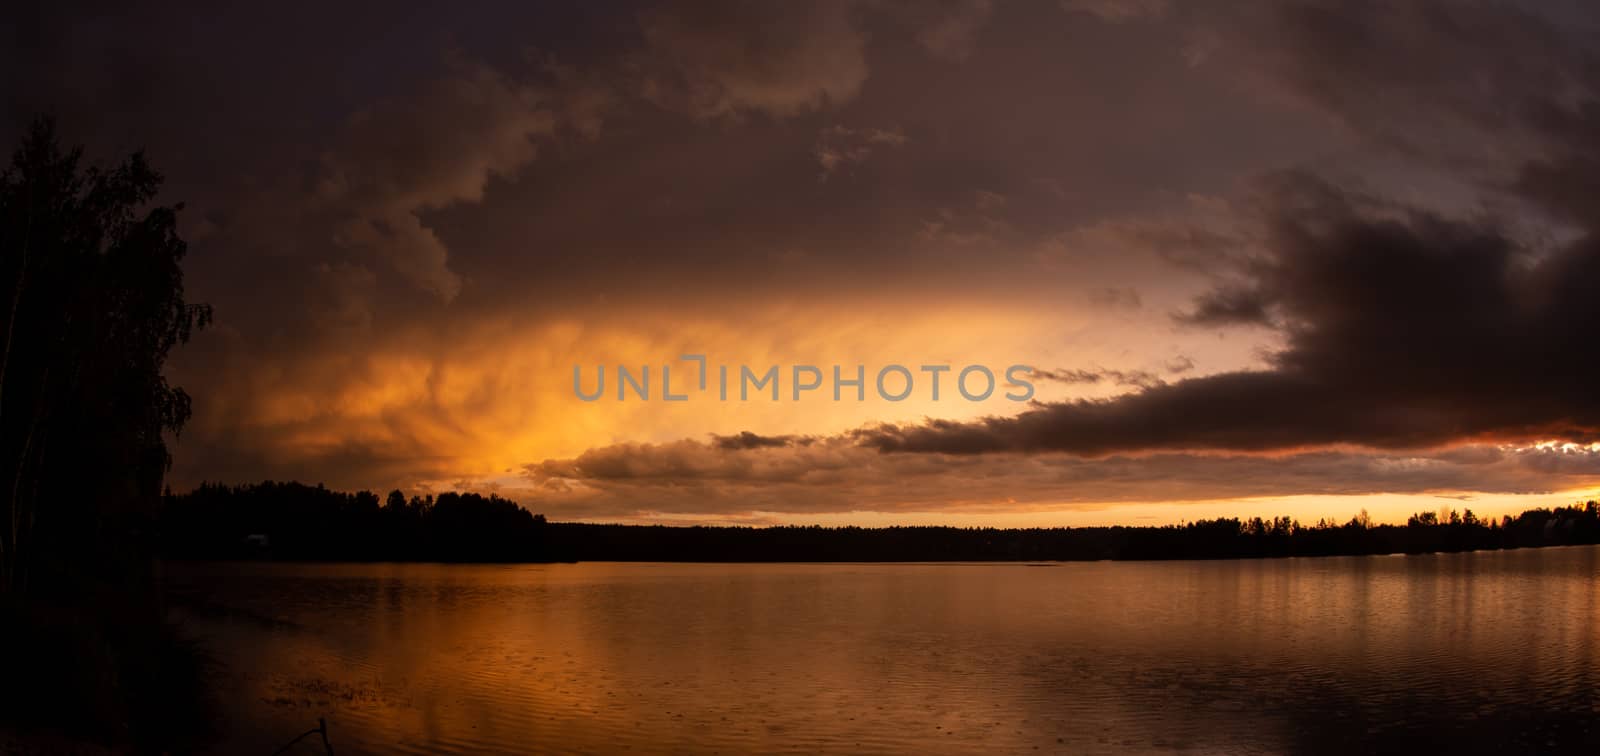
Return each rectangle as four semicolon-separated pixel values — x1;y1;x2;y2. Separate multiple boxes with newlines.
164;547;1600;755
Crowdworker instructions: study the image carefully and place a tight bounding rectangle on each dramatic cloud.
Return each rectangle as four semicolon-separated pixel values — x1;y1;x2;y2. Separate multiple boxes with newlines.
712;432;814;450
1035;367;1162;390
317;59;562;301
1060;0;1171;24
1084;287;1143;311
307;262;379;335
1174;284;1275;327
813;125;908;180
636;1;870;119
908;0;996;62
1184;0;1599;193
13;0;1600;523
864;171;1600;456
524;435;1600;518
1047;194;1254;273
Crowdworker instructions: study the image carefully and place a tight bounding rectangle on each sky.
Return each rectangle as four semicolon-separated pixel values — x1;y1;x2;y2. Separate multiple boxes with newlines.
8;0;1600;525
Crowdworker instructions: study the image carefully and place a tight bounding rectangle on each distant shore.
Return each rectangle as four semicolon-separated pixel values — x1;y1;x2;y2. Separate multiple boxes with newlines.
160;540;1599;568
160;482;1600;564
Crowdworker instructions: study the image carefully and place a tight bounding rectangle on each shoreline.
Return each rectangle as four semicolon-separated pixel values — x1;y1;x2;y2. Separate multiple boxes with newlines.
157;539;1599;568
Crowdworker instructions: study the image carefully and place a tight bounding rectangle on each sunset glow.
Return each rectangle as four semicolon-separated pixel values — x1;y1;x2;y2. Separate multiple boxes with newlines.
9;0;1588;527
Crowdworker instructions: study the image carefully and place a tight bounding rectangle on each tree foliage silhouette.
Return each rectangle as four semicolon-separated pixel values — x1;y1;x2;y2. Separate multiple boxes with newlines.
0;118;210;594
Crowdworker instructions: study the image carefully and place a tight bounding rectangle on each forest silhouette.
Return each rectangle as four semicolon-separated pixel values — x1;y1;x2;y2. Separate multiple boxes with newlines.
0;119;212;751
164;480;1600;563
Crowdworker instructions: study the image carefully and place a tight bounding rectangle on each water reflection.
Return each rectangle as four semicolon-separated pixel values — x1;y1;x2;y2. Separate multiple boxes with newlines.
165;547;1600;754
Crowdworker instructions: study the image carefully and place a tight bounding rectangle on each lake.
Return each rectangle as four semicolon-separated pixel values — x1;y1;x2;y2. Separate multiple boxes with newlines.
164;547;1600;754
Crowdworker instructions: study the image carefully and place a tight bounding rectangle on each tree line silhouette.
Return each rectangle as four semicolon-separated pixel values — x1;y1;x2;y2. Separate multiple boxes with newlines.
2;119;212;751
161;481;1600;563
164;481;549;562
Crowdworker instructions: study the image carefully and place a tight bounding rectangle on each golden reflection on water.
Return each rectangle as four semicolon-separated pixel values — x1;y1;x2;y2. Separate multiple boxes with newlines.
167;547;1600;755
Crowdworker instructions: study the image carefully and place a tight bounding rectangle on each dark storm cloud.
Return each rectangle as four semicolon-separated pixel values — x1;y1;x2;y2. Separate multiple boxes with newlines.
1034;367;1163;390
842;0;1600;459
1084;286;1143;310
2;0;1314;324
902;0;996;62
1179;0;1600;208
2;1;901;312
11;0;1600;506
1173;284;1274;327
635;0;870;119
524;434;1600;517
813;125;910;180
861;170;1600;456
711;432;811;450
